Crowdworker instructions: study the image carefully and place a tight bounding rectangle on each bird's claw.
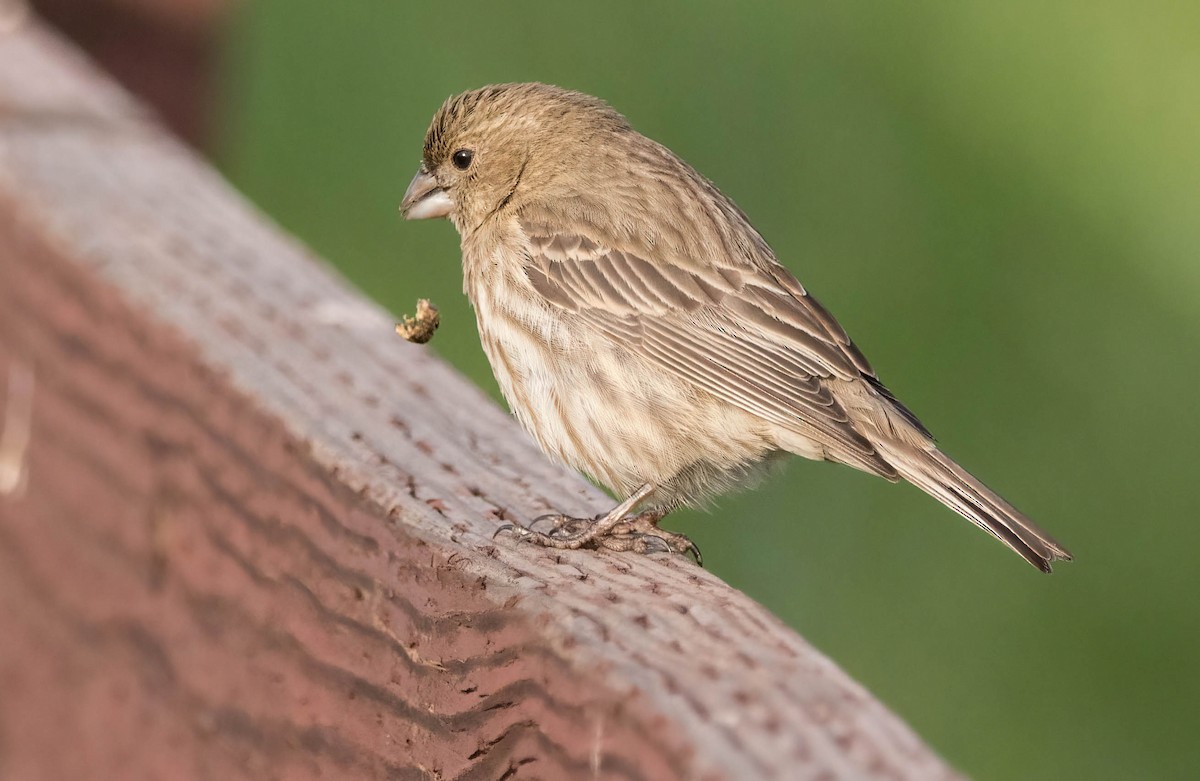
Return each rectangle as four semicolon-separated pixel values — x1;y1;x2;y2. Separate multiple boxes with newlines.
493;523;530;541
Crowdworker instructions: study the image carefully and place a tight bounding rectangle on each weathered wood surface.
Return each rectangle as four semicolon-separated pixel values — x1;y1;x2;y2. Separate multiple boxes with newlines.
0;21;960;781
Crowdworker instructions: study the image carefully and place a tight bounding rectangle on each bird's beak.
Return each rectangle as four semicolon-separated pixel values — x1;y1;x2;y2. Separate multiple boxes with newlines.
400;167;454;220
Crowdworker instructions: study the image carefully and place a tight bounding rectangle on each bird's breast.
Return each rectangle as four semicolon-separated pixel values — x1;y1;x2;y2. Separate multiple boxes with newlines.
465;252;602;471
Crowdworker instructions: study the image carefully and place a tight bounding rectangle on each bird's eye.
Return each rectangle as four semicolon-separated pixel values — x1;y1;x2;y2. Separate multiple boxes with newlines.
451;149;474;170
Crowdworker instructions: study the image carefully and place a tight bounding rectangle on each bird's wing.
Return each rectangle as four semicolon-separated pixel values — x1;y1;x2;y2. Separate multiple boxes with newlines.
519;218;929;477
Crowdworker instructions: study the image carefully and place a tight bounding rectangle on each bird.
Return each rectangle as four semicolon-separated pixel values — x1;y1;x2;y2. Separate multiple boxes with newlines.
400;82;1071;572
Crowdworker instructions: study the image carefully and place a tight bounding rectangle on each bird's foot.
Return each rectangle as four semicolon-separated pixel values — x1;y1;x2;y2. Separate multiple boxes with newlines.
495;507;701;565
609;511;702;565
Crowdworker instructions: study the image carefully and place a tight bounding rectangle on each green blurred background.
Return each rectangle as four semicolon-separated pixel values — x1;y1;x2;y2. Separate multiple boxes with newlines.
213;2;1200;778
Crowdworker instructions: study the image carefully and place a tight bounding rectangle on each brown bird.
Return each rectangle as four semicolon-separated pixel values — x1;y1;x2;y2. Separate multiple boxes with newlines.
400;83;1071;572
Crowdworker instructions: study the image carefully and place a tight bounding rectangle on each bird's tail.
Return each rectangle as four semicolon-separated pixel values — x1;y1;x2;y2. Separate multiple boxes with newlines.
875;443;1072;572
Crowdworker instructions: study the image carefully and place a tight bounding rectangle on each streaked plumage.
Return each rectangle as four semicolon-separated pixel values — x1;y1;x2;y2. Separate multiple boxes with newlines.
401;82;1071;572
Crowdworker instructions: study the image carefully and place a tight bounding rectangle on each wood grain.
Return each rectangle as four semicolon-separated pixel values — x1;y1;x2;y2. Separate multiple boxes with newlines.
0;21;961;781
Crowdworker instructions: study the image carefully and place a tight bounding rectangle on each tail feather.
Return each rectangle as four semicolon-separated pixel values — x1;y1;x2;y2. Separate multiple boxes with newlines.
876;443;1072;572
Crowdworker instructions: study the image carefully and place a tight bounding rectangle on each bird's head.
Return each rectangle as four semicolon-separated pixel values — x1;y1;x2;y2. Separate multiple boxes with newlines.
400;83;631;232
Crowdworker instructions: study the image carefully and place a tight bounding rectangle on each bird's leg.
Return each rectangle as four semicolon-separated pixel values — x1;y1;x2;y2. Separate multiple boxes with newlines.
500;483;653;549
497;484;700;562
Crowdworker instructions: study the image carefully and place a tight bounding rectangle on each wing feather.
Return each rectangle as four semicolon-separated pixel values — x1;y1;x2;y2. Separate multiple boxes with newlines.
520;218;925;474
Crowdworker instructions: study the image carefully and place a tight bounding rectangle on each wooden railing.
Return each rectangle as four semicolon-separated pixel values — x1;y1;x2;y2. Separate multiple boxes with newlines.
0;18;960;781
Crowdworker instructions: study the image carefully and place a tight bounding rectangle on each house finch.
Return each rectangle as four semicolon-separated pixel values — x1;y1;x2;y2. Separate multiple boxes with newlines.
400;83;1071;572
